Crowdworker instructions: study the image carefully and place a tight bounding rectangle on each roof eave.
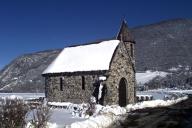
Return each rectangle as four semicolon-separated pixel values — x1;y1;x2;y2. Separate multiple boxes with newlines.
42;70;108;77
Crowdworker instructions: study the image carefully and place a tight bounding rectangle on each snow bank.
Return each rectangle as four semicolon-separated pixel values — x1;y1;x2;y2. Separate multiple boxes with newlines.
48;102;90;118
0;95;23;100
26;122;58;128
48;102;72;107
43;40;120;74
47;94;188;128
71;115;116;128
71;96;188;128
126;96;187;111
136;70;168;85
168;67;180;71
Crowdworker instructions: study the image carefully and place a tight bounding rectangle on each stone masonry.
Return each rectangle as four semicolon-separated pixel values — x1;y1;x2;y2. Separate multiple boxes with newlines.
43;20;136;106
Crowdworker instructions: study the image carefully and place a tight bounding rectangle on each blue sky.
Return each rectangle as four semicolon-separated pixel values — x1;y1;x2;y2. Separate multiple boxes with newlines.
0;0;192;69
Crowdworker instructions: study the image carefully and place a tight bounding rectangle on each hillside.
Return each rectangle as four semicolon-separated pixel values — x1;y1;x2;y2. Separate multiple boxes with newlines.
0;50;61;92
133;18;192;71
0;18;192;92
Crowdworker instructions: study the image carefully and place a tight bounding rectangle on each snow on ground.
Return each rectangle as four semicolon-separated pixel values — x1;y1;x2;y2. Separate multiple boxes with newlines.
168;89;192;94
71;96;188;128
46;90;188;128
137;88;192;108
137;88;190;100
168;67;180;71
49;108;86;127
0;93;44;100
150;88;192;95
1;91;190;128
48;102;72;107
26;122;58;128
137;91;172;100
136;70;168;86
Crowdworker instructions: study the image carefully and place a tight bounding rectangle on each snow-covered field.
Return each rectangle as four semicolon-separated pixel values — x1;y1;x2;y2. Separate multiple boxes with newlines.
138;89;192;100
136;70;168;86
50;109;86;127
26;108;86;128
47;95;188;128
0;88;191;128
0;90;191;128
0;93;44;100
43;88;189;128
160;88;192;94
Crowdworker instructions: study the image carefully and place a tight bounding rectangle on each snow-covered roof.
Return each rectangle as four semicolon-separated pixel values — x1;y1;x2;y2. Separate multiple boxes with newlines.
43;40;120;74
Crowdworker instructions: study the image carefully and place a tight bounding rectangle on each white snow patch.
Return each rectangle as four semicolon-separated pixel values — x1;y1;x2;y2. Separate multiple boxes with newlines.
48;102;90;118
0;93;44;100
136;70;168;85
126;96;187;111
71;114;115;128
43;40;120;74
26;122;58;128
158;88;192;95
138;88;191;100
98;84;103;100
185;66;190;71
99;76;106;81
48;102;72;107
169;90;192;94
0;83;12;90
49;108;86;127
168;67;180;71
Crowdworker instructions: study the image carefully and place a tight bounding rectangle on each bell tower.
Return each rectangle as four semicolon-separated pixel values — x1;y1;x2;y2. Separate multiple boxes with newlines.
116;19;136;104
116;19;135;59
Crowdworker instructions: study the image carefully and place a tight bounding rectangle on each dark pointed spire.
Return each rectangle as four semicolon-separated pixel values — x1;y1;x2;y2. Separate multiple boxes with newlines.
116;19;135;43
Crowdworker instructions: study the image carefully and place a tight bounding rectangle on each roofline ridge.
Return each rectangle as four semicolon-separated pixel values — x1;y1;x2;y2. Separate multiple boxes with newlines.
66;37;116;48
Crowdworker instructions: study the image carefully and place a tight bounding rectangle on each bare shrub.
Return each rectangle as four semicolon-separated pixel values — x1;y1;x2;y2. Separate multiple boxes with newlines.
85;96;97;116
0;97;51;128
28;104;51;128
0;98;29;128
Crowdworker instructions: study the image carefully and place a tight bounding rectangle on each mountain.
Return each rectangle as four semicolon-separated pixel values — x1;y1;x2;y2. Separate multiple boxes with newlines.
0;50;61;92
0;18;192;92
133;18;192;71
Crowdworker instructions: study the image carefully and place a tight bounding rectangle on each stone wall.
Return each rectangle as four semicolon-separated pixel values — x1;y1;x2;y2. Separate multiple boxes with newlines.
105;41;136;105
45;75;101;103
45;41;136;105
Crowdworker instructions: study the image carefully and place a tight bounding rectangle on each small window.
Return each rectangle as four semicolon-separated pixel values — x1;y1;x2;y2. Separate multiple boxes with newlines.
60;77;63;91
82;76;85;90
130;43;133;57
